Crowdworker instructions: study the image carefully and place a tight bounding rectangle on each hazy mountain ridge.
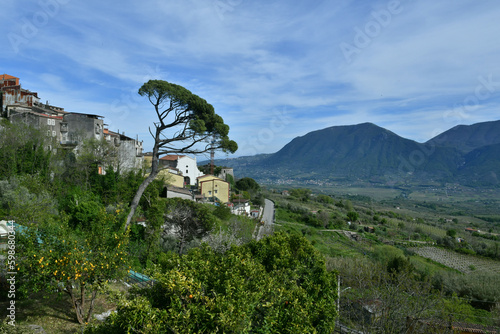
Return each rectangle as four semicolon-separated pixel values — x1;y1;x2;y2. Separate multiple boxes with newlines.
214;121;500;187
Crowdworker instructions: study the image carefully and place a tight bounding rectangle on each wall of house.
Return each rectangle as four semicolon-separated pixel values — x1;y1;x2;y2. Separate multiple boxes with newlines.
219;168;234;181
200;178;229;203
231;203;251;216
118;138;143;172
8;110;62;142
156;169;184;188
1;75;39;109
178;156;203;186
165;189;193;201
63;113;103;143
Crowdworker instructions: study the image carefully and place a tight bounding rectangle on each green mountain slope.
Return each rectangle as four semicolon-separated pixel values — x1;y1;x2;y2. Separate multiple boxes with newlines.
214;121;500;187
427;120;500;153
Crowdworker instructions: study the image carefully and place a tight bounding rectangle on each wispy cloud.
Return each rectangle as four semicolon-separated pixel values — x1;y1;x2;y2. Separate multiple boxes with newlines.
2;0;500;157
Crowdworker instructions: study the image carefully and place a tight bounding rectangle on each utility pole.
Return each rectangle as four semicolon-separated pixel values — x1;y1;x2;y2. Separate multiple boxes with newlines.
337;277;350;321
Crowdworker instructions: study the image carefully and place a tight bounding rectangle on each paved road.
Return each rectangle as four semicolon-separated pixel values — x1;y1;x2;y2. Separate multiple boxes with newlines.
256;199;274;241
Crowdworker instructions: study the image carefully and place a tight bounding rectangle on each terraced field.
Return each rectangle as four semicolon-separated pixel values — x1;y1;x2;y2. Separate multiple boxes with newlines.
410;247;500;274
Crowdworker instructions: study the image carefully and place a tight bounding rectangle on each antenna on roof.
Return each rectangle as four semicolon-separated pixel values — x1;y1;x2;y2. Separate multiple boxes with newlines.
210;137;216;175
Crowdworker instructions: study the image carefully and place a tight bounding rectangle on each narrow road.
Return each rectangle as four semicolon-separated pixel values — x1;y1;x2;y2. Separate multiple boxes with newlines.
256;199;274;241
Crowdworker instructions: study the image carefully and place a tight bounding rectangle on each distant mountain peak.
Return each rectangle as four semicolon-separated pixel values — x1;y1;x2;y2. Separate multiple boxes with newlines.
216;120;500;187
427;119;500;153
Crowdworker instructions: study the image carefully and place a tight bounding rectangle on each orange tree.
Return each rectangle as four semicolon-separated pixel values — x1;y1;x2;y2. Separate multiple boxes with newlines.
85;232;338;333
16;209;130;324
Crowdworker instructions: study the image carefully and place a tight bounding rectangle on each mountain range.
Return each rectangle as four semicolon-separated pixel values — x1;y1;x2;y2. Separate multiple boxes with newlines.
213;120;500;187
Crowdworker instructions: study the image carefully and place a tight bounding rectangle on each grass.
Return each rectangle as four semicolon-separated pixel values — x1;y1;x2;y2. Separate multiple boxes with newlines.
0;281;127;334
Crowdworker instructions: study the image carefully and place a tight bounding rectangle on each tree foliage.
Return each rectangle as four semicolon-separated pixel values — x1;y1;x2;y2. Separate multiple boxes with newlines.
289;188;312;202
85;232;338;333
328;256;441;333
125;80;237;230
0;122;52;180
346;211;359;222
163;198;217;254
17;210;130;324
235;177;260;192
0;175;58;225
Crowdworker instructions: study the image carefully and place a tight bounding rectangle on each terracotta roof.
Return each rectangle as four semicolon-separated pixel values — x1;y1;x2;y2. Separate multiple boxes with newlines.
39;113;63;119
1;74;18;80
160;155;186;161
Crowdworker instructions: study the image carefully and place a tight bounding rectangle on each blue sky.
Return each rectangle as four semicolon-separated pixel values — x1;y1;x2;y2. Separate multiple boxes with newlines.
2;0;500;158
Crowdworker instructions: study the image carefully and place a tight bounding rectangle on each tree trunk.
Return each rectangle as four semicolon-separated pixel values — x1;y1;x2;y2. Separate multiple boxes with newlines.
124;126;162;231
65;284;99;325
66;284;85;325
86;289;98;323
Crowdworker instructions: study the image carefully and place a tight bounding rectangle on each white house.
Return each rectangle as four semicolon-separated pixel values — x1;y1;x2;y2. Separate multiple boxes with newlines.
159;155;203;186
230;198;251;216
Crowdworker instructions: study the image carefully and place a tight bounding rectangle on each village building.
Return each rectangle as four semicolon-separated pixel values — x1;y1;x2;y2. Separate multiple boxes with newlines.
1;74;143;173
155;167;185;188
1;74;39;109
229;198;251;216
218;167;234;181
158;155;204;186
103;129;143;172
197;175;230;204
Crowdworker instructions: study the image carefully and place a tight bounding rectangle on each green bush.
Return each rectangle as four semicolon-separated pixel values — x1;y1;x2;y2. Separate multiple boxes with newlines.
86;232;338;333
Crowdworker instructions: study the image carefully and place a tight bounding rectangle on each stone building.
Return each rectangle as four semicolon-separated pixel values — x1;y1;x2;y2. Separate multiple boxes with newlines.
103;129;143;172
1;74;40;110
1;74;143;173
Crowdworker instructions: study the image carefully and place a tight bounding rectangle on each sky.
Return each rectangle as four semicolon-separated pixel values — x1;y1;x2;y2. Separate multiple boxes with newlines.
2;0;500;158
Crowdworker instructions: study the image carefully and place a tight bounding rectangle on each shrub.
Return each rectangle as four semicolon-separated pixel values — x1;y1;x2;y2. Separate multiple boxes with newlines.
86;233;338;333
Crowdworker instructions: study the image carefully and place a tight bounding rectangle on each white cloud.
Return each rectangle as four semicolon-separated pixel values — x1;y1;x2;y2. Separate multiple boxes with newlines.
2;0;500;157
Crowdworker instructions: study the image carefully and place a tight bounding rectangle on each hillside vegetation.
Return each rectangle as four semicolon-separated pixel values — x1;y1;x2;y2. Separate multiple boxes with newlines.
1;121;500;333
264;187;500;331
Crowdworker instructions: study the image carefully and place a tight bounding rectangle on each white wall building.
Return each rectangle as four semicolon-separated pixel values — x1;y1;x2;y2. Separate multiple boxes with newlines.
159;155;203;186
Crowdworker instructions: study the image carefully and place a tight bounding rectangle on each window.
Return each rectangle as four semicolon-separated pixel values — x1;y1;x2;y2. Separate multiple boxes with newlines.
186;170;189;174
47;119;51;125
52;131;56;137
215;190;218;194
208;191;212;195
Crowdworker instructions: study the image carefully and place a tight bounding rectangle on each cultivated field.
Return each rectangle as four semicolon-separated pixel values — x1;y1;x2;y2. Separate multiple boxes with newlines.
410;246;500;274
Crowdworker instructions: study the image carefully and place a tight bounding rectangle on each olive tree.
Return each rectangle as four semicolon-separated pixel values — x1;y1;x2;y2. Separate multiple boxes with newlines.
124;80;237;230
163;198;216;254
